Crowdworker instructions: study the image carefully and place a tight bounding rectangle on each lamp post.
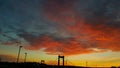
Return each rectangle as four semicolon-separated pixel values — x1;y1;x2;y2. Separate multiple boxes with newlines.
24;52;27;62
17;46;22;63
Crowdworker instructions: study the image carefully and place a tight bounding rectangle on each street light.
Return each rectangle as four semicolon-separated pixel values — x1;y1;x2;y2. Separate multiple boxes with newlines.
24;52;27;62
17;46;22;63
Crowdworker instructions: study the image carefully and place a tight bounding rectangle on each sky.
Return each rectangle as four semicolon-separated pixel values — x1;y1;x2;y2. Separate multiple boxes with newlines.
0;0;120;67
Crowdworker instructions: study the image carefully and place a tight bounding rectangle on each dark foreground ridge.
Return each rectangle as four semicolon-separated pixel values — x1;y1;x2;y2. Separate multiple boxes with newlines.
0;62;120;68
0;62;84;68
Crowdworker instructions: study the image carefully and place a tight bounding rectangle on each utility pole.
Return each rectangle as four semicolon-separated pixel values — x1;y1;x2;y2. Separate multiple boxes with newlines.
17;46;22;63
24;53;27;62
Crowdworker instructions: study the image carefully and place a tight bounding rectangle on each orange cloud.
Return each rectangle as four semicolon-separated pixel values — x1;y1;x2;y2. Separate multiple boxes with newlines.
24;35;93;55
23;0;120;56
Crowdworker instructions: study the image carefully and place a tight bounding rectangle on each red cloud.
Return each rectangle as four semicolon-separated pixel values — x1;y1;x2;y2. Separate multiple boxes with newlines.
24;35;94;55
24;0;120;56
24;21;120;55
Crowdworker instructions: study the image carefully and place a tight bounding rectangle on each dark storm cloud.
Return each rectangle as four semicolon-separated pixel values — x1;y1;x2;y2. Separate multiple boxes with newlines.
42;0;120;30
76;0;120;29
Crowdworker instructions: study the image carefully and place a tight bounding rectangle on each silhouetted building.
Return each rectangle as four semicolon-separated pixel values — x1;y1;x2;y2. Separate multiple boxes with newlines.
41;60;45;64
58;55;64;66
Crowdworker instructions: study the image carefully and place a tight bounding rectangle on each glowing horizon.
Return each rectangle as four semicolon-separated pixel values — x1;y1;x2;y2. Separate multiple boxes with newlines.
0;45;120;67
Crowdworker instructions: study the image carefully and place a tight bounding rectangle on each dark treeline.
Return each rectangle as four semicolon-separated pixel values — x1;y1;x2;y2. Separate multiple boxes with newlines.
0;62;85;68
0;62;120;68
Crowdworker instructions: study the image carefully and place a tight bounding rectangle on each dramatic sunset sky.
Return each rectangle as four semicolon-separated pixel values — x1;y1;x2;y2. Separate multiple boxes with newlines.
0;0;120;67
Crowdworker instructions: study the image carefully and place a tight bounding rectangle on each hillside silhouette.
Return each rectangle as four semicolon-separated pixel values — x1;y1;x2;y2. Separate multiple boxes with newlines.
0;62;120;68
0;62;85;68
